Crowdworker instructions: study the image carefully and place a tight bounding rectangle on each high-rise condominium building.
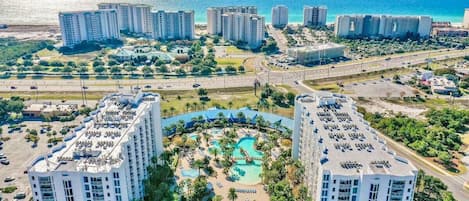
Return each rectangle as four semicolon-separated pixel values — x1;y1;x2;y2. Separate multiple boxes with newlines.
222;12;265;49
28;92;164;201
463;8;469;29
272;5;288;28
59;10;120;47
151;10;195;40
292;92;418;201
207;6;257;35
335;15;432;39
303;6;327;27
98;3;152;35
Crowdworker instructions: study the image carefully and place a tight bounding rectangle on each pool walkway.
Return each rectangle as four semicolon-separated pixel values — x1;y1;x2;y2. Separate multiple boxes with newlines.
162;107;294;136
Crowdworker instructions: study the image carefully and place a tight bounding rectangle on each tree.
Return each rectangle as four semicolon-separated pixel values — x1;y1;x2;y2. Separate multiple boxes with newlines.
197;88;208;98
212;195;223;201
227;101;233;109
286;92;295;105
238;65;245;72
228;188;238;201
193;159;205;175
190;176;209;200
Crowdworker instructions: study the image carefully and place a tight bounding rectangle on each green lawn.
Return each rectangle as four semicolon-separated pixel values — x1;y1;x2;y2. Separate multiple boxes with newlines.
156;87;294;118
225;46;247;54
215;57;245;67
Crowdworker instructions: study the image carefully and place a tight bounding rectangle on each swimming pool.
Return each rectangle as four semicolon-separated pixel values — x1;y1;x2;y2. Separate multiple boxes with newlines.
181;168;199;178
188;133;199;141
231;137;263;185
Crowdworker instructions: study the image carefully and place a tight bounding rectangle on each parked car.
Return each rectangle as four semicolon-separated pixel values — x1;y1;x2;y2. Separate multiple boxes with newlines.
0;159;9;165
4;177;15;182
192;83;201;88
14;192;26;199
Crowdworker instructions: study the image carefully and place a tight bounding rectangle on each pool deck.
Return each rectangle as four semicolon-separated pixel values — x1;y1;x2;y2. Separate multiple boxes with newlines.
174;128;269;201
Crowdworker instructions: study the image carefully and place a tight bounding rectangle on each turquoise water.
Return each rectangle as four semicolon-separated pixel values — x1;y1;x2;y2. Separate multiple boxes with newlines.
231;137;263;185
181;168;199;178
189;133;198;141
1;0;468;25
208;140;221;152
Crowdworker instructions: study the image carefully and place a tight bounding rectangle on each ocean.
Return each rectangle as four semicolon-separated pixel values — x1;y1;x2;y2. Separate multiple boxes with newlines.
0;0;468;25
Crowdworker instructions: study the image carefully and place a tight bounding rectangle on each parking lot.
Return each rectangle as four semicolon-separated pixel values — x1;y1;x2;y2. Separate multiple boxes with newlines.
0;120;81;200
343;76;418;98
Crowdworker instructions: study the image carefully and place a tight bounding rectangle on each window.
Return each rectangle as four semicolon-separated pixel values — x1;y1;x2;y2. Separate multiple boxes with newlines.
63;180;74;201
353;180;359;186
368;184;379;201
83;177;89;183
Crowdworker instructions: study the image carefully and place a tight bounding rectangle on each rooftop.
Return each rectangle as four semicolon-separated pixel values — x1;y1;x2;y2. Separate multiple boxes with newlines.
288;43;345;51
29;92;160;173
296;92;417;176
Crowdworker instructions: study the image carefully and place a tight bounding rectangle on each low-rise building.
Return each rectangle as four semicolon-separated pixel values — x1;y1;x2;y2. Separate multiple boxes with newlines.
112;47;173;63
23;103;78;119
432;28;469;37
429;76;459;95
287;43;345;65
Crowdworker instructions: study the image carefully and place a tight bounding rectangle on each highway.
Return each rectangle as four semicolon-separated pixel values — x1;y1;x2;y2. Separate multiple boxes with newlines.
0;49;467;93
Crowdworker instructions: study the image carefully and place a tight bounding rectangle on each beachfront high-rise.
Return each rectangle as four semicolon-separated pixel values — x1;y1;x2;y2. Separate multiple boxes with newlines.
303;6;327;27
151;10;195;40
207;6;257;35
98;3;153;35
292;92;418;201
58;10;120;47
272;5;288;28
463;8;469;29
28;92;164;201
221;12;265;49
335;15;432;39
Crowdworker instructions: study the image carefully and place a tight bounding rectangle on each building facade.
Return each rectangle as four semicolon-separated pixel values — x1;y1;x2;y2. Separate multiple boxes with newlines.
272;5;288;28
151;10;194;40
303;6;327;27
59;10;120;47
292;92;418;201
335;15;432;39
464;8;469;29
207;6;257;35
432;28;469;37
28;92;164;201
98;3;152;35
287;43;345;65
221;12;265;49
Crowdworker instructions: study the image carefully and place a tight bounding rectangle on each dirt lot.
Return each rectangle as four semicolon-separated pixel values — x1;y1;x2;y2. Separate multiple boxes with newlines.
343;76;418;98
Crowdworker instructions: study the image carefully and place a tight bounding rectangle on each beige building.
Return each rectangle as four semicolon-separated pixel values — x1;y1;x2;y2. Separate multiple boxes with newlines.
432;28;469;37
287;43;345;65
463;8;469;28
23;103;78;118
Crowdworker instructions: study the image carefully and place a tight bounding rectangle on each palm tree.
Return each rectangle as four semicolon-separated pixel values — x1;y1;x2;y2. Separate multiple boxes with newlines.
201;101;207;110
210;148;220;161
162;108;168;117
192;102;198;111
193;159;205;175
185;102;191;112
227;101;233;109
170;107;176;116
228;188;238;201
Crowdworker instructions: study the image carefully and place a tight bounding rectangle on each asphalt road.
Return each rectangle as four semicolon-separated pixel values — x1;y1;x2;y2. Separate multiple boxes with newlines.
1;49;467;93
